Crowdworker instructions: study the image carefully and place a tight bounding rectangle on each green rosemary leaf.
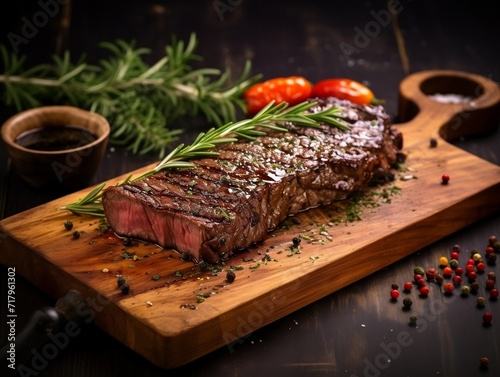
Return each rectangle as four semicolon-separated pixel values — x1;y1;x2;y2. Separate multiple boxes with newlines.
0;34;260;156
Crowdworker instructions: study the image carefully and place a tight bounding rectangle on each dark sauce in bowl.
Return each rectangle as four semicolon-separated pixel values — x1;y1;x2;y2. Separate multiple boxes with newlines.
15;125;97;151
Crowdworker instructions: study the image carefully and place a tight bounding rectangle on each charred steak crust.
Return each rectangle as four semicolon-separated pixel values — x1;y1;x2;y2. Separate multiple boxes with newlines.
102;97;403;264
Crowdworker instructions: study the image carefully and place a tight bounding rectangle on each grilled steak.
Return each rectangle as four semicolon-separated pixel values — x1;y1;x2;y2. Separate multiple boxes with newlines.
102;97;403;264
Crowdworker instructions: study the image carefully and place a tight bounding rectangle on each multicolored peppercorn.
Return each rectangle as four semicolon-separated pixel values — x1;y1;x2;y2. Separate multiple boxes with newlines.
443;282;454;294
482;312;493;324
403;297;413;308
390;289;400;300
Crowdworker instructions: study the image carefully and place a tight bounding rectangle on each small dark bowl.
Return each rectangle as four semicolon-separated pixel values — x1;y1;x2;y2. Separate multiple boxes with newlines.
1;106;110;189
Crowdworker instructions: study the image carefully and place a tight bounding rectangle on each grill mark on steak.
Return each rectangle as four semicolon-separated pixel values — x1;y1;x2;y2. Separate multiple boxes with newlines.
102;97;403;264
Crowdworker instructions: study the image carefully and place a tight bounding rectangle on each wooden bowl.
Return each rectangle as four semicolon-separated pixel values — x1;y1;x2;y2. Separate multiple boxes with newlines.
1;106;110;189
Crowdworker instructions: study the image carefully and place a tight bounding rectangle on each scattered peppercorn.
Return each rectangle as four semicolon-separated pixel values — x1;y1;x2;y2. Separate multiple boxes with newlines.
64;220;73;230
452;244;460;253
413;266;425;276
452;275;462;285
72;230;80;240
489;235;497;246
485;279;496;289
292;237;301;246
477;296;486;307
486;253;497;265
443;282;454;294
414;274;423;283
461;285;471;296
467;271;478;282
435;273;444;285
429;138;438;148
409;315;417;326
439;256;448;267
122;237;132;247
482;312;493;324
449;259;459;269
117;276;126;287
479;357;489;370
419;286;430;297
226;270;236;283
441;173;450;184
426;267;437;281
443;267;453;277
403;297;413;308
120;283;130;294
455;267;464;276
487;272;496;281
471;281;480;293
181;252;192;262
450;251;459;260
403;281;413;292
476;262;486;272
490;288;499;300
390;289;400;300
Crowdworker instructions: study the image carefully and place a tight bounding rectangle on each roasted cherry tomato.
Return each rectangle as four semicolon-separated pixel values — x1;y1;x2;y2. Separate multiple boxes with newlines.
311;78;384;105
243;76;312;115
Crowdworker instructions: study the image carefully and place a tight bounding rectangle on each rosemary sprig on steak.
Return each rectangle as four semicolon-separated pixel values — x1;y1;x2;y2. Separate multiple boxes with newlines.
0;33;261;156
61;100;348;217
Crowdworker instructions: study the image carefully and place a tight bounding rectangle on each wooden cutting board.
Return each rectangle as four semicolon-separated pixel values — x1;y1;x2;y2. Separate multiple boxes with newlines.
1;70;500;369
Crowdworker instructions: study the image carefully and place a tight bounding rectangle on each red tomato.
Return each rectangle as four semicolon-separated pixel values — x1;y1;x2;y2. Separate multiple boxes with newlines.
243;76;312;115
311;78;384;105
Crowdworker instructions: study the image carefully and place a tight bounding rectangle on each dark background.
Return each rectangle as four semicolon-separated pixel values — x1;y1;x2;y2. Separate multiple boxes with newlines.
1;1;499;376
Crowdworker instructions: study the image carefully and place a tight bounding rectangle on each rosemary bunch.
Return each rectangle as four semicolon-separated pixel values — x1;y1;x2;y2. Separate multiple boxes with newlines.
61;100;348;217
0;33;261;156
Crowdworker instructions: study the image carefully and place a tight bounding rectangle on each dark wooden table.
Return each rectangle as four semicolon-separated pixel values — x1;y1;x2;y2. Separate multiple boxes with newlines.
1;1;499;376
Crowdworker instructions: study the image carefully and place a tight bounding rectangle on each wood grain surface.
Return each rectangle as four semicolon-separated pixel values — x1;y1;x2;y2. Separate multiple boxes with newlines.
1;70;499;369
1;1;500;376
